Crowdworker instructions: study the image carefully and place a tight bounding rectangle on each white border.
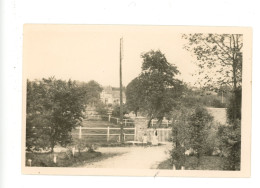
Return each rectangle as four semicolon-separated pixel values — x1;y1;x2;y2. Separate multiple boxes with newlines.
1;0;260;188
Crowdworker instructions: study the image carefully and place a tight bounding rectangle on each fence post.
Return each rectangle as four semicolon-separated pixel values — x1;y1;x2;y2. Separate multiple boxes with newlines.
117;118;119;124
108;115;111;122
152;119;154;127
134;127;137;141
124;119;127;126
167;121;168;127
107;127;110;142
79;126;82;139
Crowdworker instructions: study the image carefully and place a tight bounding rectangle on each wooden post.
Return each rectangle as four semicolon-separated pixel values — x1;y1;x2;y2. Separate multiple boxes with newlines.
117;118;119;124
53;154;57;163
167;121;168;127
172;164;176;170
119;37;124;143
108;115;111;122
28;159;32;167
107;127;110;142
124;119;127;126
134;127;137;141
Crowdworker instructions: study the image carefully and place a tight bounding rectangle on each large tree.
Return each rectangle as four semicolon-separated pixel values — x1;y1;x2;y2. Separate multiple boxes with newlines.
126;50;183;127
183;34;243;121
26;78;87;152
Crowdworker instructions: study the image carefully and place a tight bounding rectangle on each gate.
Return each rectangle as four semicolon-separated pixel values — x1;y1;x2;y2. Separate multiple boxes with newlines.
146;128;172;143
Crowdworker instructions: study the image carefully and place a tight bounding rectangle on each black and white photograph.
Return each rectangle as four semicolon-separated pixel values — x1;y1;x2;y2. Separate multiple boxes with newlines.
22;25;251;177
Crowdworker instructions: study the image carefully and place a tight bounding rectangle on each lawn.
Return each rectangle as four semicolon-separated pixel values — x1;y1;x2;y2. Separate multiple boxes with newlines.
26;151;102;167
157;156;225;170
25;150;123;167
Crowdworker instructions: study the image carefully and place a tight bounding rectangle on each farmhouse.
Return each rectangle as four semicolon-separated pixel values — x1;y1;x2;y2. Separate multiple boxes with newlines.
100;86;126;105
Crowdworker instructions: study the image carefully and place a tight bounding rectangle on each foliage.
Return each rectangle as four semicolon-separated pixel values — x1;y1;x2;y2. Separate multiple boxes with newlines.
170;107;193;169
26;150;101;167
95;101;108;116
26;77;87;152
183;34;243;122
78;80;103;105
188;107;213;165
111;104;129;118
227;86;242;123
158;156;225;170
178;85;227;108
126;50;184;127
125;77;141;116
217;120;241;170
183;34;243;90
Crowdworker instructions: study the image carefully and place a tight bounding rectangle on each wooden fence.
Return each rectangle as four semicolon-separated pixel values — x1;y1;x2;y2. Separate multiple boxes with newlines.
151;119;171;127
74;126;136;142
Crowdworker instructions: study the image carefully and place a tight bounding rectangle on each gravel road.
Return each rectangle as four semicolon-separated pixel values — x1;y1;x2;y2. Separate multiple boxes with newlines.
82;143;172;169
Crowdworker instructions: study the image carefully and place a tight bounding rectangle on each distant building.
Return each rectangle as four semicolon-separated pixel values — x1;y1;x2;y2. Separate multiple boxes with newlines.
100;86;126;105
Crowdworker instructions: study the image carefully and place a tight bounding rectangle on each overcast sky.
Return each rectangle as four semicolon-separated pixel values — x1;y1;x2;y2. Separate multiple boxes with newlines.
23;25;198;87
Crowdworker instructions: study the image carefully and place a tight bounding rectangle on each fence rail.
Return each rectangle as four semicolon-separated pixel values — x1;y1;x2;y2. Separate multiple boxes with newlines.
100;115;135;127
74;126;136;142
151;119;171;127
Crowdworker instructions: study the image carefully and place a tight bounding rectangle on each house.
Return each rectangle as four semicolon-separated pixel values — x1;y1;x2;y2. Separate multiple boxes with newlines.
100;86;126;105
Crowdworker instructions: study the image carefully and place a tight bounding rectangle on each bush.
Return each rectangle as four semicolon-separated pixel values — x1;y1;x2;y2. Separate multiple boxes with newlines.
217;120;241;170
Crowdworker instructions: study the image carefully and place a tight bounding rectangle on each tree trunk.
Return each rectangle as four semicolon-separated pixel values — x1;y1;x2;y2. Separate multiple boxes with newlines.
232;57;238;121
147;117;152;128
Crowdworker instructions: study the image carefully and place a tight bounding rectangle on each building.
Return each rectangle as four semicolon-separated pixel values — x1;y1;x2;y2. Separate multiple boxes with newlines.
100;86;126;105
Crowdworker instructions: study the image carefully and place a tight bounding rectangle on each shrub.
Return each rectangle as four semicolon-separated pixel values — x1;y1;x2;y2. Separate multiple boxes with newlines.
217;120;241;170
188;106;213;165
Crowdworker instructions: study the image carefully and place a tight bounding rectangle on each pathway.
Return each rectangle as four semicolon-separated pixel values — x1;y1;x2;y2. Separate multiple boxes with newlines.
82;143;171;169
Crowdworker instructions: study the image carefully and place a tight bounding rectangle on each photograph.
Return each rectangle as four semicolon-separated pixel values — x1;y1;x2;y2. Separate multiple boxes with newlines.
22;25;252;177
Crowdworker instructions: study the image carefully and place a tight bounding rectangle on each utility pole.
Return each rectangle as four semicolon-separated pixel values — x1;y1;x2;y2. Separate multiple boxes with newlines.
119;37;124;143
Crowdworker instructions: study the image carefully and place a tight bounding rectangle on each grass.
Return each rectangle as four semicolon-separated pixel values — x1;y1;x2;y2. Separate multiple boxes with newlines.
26;151;102;167
157;156;225;170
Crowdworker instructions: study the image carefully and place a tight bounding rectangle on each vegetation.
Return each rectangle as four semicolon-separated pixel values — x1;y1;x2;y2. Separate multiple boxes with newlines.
171;106;214;169
26;151;101;167
181;34;243;170
26;77;104;153
158;156;225;170
126;50;184;127
217;120;241;170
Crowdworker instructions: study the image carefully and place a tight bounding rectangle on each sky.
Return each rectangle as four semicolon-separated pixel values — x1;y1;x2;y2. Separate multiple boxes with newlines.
23;25;198;87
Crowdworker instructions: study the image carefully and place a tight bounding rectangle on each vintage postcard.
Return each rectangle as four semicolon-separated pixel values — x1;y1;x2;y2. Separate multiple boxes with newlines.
22;25;252;177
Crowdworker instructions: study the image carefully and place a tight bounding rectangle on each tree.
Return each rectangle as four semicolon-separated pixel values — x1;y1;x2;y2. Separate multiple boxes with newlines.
126;50;183;127
26;78;87;152
217;120;241;170
188;106;213;166
171;107;193;169
125;77;142;116
78;80;103;106
183;34;243;122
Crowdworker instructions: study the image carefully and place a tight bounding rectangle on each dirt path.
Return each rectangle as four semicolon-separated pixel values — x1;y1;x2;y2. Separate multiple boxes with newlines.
82;143;172;169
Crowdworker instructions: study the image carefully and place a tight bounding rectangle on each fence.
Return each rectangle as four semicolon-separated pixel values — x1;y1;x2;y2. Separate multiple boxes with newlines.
100;115;135;127
86;114;101;120
74;126;136;142
151;119;171;128
146;128;172;143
